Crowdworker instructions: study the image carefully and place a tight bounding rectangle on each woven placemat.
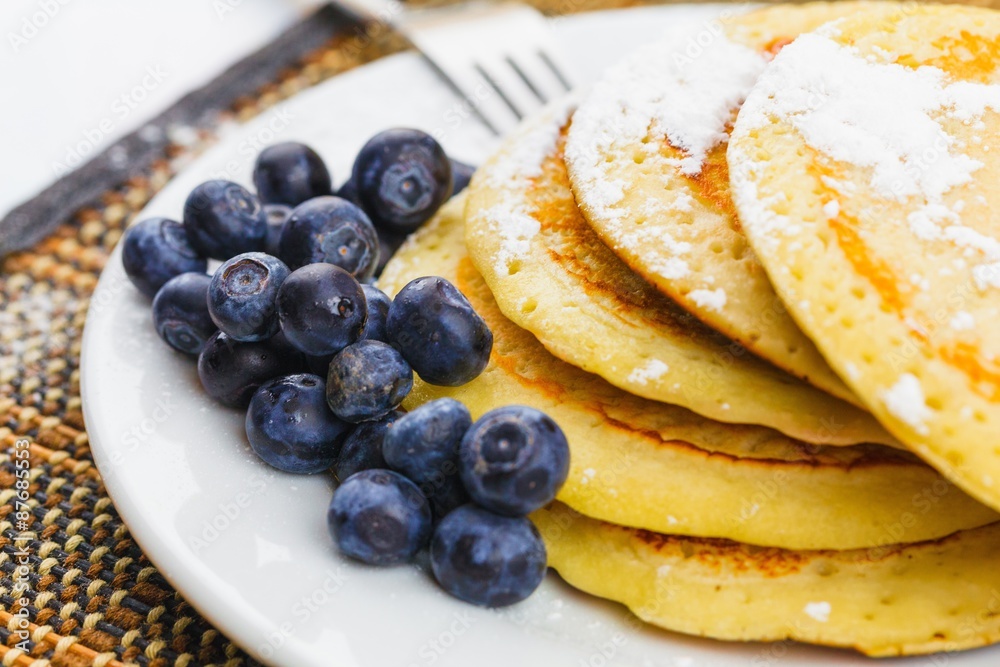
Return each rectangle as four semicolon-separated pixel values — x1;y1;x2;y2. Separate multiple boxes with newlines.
2;1;999;665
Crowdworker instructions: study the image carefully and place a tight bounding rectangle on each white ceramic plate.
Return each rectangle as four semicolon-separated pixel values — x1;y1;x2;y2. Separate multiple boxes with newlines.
81;5;1000;666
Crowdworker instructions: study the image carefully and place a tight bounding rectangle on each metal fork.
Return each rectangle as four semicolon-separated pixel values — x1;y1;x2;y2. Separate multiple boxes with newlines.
341;0;577;135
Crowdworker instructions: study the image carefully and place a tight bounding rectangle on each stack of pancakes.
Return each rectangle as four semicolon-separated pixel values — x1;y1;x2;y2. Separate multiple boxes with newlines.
378;2;1000;657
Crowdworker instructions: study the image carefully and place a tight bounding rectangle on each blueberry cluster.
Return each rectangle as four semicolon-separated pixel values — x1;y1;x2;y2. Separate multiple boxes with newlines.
121;132;566;609
123;131;475;354
330;400;570;607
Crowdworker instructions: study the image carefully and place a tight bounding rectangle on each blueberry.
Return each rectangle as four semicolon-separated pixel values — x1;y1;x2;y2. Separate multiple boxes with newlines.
183;180;267;260
430;505;546;607
459;406;570;517
122;217;207;298
329;469;432;565
278;196;380;280
360;285;391;342
386;276;492;386
263;204;292;257
253;141;332;206
277;263;367;356
245;374;352;473
427;476;469;521
208;253;290;342
325;340;413;423
382;399;471;518
152;273;216;355
335;177;361;207
336;176;406;278
334;409;404;482
353;129;453;234
197;330;306;408
450;159;475;195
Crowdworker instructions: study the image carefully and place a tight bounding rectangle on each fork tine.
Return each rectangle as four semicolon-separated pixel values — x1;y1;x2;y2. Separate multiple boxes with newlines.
537;48;575;92
439;61;520;135
398;2;576;135
475;57;549;121
505;51;567;104
504;56;548;104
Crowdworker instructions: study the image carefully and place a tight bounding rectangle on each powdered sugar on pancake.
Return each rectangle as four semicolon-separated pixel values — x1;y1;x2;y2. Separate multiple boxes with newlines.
731;30;1000;262
689;288;728;312
880;374;932;436
566;25;767;258
627;359;669;386
479;99;574;274
950;311;976;331
561;22;769;332
804;601;832;623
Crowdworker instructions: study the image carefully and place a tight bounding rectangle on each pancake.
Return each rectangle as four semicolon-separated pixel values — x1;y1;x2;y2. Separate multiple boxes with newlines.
464;102;897;446
377;196;1000;549
534;502;1000;657
728;6;1000;511
564;3;878;405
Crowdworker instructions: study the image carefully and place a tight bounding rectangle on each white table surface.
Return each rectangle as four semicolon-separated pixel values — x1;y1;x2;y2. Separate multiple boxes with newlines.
0;0;327;220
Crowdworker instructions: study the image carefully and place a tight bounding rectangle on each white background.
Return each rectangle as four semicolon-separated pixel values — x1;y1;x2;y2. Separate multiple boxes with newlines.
0;0;327;219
